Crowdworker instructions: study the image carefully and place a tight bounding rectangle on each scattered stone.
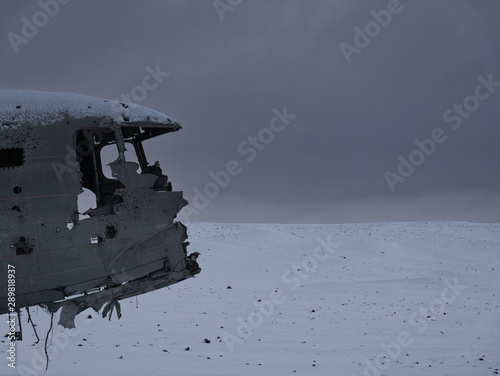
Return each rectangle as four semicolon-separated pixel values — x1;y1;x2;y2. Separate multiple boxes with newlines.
185;347;190;351
204;338;211;343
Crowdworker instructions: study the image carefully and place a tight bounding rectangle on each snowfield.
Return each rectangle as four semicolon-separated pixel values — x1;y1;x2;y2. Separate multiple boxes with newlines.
2;221;499;376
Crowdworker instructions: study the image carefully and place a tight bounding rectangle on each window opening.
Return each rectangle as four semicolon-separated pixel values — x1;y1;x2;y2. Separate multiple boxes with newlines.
0;148;24;168
77;188;96;220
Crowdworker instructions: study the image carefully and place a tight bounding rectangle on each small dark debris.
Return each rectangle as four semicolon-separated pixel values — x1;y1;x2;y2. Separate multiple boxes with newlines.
185;347;190;351
105;225;118;239
204;338;211;343
87;315;93;319
14;236;33;255
227;286;232;289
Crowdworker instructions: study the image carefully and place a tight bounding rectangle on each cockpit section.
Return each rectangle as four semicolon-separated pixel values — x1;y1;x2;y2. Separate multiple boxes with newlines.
76;125;175;216
0;90;199;327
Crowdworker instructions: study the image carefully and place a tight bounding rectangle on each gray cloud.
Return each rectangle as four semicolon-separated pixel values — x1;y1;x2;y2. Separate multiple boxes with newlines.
1;0;499;223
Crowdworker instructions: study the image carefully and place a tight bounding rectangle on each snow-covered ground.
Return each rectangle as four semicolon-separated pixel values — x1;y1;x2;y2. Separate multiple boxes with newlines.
2;222;499;376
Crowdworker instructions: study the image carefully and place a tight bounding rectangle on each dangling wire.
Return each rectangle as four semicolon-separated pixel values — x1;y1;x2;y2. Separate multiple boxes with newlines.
26;307;40;344
44;312;54;372
17;310;22;341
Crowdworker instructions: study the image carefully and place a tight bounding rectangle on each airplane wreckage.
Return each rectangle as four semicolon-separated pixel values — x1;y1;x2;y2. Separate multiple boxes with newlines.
0;90;201;334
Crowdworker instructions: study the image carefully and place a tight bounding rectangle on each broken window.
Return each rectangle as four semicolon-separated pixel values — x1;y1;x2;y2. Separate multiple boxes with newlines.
100;142;140;179
100;143;120;179
77;188;96;220
0;148;24;168
75;125;173;217
76;128;123;211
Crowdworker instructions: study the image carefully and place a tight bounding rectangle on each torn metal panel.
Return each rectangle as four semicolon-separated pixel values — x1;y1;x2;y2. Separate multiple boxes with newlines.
0;90;200;328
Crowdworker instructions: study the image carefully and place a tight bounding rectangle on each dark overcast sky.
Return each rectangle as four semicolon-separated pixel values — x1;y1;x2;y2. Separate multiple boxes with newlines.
1;0;499;224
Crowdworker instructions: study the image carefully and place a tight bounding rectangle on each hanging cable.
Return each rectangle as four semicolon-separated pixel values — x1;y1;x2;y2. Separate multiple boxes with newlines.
44;312;54;372
26;307;40;344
